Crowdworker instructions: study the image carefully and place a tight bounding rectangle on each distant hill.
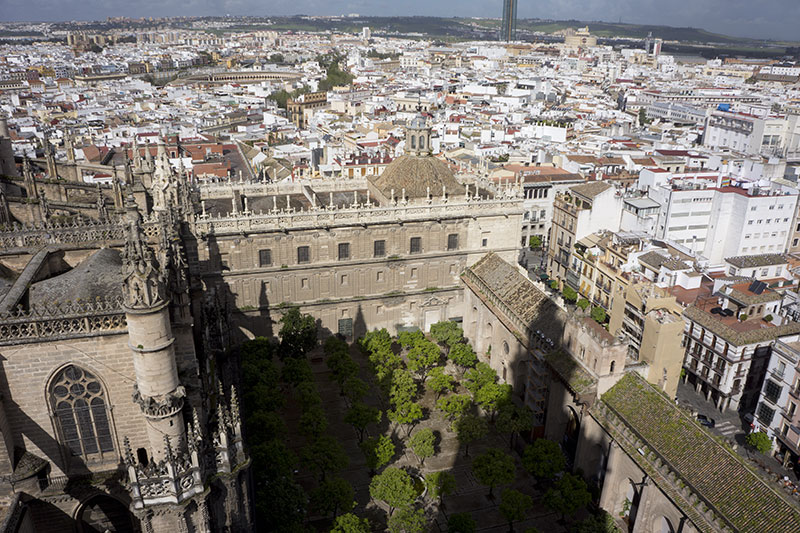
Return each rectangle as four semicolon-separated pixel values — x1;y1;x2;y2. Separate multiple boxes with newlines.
253;16;780;45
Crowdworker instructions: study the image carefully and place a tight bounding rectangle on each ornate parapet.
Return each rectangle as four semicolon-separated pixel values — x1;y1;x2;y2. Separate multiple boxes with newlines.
193;196;524;237
132;384;185;419
0;297;126;346
124;436;205;510
198;177;370;199
0;218;161;250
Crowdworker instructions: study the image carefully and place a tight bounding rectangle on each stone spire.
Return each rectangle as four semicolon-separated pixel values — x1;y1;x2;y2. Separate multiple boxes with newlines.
22;157;37;200
152;139;177;212
132;137;143;171
65;130;75;163
121;212;168;311
43;134;58;179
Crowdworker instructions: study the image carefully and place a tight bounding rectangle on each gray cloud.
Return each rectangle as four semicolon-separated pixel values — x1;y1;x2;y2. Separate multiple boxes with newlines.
1;0;798;41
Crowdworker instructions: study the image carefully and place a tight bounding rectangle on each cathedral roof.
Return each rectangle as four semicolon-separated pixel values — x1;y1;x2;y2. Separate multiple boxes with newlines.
368;154;464;201
28;247;123;306
601;373;800;533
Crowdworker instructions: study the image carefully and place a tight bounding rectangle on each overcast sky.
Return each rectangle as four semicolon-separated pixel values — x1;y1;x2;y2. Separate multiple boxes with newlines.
2;0;799;41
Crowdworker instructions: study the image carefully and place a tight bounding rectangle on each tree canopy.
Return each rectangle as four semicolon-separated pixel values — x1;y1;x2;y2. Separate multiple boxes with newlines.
310;476;354;519
360;434;396;472
454;414;488;457
499;489;533;531
448;513;476;533
427;367;455;399
344;402;381;442
464;362;497;395
424;470;456;504
408;427;436;465
472;448;516;497
387;506;426;533
543;473;592;520
449;342;478;372
430;320;464;347
522;439;566;481
437;394;472;423
369;467;417;515
301;434;349;481
406;337;441;378
279;307;317;358
331;513;371;533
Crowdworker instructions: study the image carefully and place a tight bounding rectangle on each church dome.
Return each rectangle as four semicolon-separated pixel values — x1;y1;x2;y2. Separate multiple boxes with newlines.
368;154;465;203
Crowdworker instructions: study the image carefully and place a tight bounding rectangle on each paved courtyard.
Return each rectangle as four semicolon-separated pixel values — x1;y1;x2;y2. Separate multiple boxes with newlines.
282;343;574;531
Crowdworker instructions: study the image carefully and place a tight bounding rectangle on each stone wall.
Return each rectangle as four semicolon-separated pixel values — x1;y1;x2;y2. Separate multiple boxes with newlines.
0;333;147;478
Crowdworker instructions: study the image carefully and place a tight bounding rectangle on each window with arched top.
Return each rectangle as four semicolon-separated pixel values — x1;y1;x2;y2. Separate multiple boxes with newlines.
410;135;416;149
50;365;115;460
419;136;425;149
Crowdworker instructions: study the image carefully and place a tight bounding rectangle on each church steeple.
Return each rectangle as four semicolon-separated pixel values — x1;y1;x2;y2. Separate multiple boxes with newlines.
405;114;432;157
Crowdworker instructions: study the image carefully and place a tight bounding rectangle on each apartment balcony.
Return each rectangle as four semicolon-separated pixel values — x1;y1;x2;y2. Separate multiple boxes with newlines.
770;368;787;382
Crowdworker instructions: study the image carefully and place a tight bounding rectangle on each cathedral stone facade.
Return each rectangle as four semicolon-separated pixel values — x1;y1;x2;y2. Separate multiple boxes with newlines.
0;117;524;531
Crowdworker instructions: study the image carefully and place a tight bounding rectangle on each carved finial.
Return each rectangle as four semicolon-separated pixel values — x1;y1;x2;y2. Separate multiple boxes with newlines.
123;436;135;466
163;434;173;461
121;215;168;311
229;385;240;427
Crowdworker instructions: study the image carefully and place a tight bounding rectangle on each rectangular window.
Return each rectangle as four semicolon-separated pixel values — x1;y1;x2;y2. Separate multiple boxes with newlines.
258;249;272;267
374;240;386;257
757;402;775;426
447;234;459;251
338;242;350;261
297;246;310;264
410;237;422;254
765;379;782;404
376;271;384;282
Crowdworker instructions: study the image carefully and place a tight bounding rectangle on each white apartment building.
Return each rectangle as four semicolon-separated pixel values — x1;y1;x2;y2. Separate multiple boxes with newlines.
646;175;798;265
704;110;800;157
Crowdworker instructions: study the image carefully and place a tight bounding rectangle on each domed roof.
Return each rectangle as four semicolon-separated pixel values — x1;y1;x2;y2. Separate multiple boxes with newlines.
368;154;464;202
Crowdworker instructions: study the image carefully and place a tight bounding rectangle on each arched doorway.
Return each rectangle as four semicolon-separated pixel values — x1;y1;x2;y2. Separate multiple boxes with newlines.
482;322;493;360
77;495;136;533
659;517;675;533
563;406;580;463
621;479;642;532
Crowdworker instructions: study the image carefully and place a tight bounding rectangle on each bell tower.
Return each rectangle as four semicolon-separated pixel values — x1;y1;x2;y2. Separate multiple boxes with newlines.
405;114;432;157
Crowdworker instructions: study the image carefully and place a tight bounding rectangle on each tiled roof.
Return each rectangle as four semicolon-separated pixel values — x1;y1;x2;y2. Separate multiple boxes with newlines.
725;285;782;306
466;253;564;342
570;181;612;199
545;349;597;396
368;154;464;200
638;251;669;269
683;305;800;346
726;254;787;269
602;373;800;533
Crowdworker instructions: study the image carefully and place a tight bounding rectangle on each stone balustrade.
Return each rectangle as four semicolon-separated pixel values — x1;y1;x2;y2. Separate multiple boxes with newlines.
198;177;370;199
193;195;523;236
0;297;127;345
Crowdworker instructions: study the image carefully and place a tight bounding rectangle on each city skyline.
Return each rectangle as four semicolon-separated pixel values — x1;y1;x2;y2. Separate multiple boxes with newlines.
1;1;799;41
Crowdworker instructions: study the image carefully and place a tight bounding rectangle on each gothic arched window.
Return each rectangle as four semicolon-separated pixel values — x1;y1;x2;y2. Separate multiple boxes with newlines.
50;365;115;459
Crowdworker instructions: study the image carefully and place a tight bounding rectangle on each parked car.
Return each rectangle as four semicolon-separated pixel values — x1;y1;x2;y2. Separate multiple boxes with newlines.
697;414;716;428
